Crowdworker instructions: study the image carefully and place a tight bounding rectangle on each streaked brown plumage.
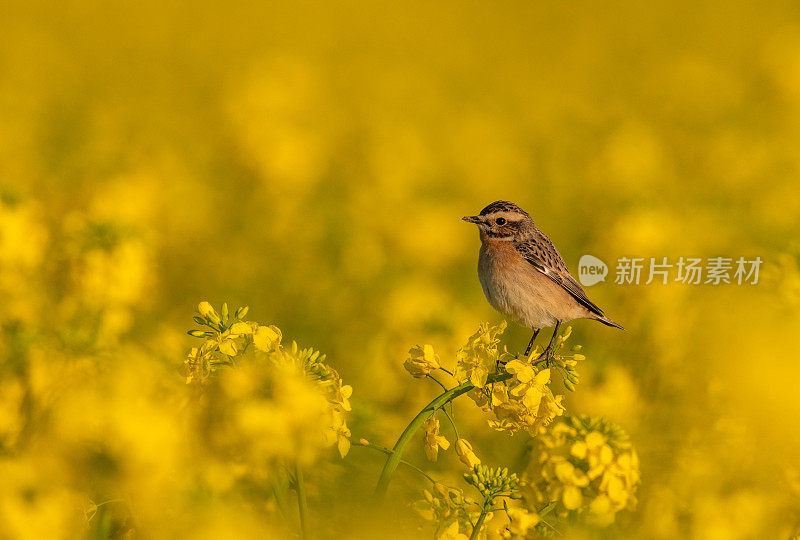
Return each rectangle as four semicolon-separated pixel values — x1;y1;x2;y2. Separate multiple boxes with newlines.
463;200;623;360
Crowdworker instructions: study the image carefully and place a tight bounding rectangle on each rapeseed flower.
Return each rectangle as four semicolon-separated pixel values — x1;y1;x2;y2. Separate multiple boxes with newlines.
404;344;441;378
524;415;640;525
414;483;483;539
455;438;481;469
502;507;541;538
424;417;450;461
455;321;506;387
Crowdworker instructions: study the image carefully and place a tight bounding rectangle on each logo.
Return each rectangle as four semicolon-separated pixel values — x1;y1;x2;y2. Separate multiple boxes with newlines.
578;254;608;286
575;255;762;286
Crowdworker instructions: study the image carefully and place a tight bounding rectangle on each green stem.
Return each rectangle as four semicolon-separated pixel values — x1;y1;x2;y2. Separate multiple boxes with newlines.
440;406;460;440
353;441;437;484
538;501;557;518
86;499;126;522
270;477;291;521
374;371;512;498
469;503;489;540
295;463;308;539
426;374;456;418
425;374;449;393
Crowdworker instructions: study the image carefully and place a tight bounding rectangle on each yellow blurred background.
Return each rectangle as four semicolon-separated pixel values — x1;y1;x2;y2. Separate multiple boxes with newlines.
1;0;800;538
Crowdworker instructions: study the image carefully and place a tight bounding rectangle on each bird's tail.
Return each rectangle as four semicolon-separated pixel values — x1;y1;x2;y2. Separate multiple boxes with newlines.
594;315;624;330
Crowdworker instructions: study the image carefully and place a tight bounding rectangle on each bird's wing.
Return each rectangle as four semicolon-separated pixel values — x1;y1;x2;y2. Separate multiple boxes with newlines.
514;235;605;317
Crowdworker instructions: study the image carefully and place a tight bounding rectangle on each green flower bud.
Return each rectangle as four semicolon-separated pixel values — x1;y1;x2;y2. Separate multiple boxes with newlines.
198;301;220;324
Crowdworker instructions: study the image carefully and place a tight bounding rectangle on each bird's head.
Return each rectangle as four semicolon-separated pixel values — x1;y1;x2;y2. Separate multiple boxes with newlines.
462;200;533;241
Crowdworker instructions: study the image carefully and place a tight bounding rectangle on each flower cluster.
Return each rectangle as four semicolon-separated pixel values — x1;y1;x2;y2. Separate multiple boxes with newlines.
458;323;584;436
524;415;640;526
483;361;565;436
187;301;353;461
396;322;640;537
454;321;507;387
185;301;282;383
415;458;533;539
463;464;520;502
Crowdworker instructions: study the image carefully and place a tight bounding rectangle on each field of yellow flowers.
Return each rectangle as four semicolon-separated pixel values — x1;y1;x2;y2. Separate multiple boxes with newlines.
2;0;800;538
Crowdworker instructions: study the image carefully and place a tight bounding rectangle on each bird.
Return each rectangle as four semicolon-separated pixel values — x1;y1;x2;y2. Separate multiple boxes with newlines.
463;200;623;363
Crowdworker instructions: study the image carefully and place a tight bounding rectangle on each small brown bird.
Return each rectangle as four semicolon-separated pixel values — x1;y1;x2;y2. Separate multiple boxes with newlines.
463;200;623;361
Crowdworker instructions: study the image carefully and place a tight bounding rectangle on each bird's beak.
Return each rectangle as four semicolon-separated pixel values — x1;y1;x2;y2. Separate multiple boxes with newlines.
462;215;481;224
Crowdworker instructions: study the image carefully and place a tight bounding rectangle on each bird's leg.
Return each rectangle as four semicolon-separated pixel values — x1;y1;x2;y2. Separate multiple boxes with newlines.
536;321;561;368
523;328;541;358
499;328;540;371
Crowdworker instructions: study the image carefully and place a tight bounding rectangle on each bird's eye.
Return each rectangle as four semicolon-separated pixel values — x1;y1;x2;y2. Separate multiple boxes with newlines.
496;217;506;226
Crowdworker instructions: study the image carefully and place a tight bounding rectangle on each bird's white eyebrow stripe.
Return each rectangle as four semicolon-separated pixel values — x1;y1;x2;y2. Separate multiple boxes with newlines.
483;211;524;221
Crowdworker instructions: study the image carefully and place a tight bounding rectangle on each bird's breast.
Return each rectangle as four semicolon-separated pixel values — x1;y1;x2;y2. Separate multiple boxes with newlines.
477;241;529;318
477;240;573;328
478;239;522;273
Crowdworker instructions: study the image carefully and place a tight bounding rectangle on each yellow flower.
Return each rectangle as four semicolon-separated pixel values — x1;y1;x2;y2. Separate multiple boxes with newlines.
571;431;614;479
404;344;441;378
423;417;450;461
525;415;640;525
330;377;353;411
184;339;219;383
253;325;282;352
229;321;253;335
413;482;481;535
507;364;550;412
503;358;534;382
323;409;352;457
614;449;641;493
589;494;615;526
198;301;220;324
535;394;565;429
477;361;563;436
467;387;489;409
554;461;590;510
455;321;506;388
414;483;461;523
218;331;240;356
455;439;481;469
504;507;540;537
